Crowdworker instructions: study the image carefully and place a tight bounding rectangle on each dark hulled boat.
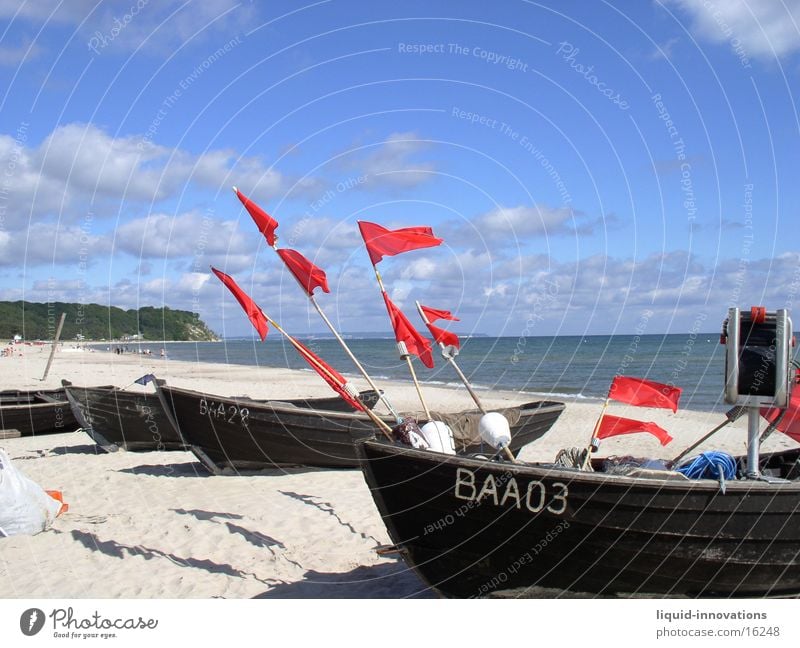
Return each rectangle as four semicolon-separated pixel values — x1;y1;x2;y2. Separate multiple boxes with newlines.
0;387;79;436
63;380;383;453
160;383;565;471
62;381;187;451
358;440;800;598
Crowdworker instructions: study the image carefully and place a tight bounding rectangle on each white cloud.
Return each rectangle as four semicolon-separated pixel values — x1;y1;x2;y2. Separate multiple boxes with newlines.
664;0;800;59
0;0;254;56
115;211;255;260
441;204;606;248
0;222;111;267
347;132;437;189
0;36;41;66
0;122;315;227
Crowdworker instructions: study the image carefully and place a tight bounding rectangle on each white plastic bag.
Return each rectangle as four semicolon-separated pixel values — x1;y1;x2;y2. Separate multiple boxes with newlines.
0;449;61;537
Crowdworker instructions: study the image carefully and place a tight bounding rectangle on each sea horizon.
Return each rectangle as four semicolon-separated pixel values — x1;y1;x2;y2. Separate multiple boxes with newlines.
95;332;738;413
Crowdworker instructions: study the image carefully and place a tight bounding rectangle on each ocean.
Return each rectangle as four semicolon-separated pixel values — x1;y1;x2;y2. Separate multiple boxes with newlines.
117;332;738;412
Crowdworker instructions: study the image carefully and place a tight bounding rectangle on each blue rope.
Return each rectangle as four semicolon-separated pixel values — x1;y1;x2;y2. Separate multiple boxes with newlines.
677;451;737;481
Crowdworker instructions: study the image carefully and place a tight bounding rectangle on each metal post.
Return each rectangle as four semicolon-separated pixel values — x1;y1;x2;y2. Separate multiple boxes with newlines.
746;407;760;479
41;312;66;381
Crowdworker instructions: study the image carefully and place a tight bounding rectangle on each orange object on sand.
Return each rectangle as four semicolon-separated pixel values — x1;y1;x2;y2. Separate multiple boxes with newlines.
45;490;69;516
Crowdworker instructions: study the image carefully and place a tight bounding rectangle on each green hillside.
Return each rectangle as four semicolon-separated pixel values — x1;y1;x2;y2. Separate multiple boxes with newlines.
0;301;218;341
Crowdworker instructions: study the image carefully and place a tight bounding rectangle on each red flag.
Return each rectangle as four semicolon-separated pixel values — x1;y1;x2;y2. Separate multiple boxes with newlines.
761;378;800;443
383;293;434;368
597;414;673;446
292;339;365;412
235;188;278;246
608;376;682;413
211;267;269;341
358;221;443;265
426;322;460;349
420;304;459;323
419;303;460;348
277;248;330;296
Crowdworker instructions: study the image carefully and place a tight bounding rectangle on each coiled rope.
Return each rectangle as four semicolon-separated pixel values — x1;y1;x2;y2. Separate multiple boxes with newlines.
677;451;737;493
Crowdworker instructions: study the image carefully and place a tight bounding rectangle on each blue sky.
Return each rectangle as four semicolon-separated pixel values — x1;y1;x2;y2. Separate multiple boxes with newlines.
0;0;798;339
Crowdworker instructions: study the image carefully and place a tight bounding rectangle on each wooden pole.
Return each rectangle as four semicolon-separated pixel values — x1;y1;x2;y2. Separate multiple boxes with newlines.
41;312;66;381
581;398;609;470
670;406;748;465
370;264;432;417
266;314;394;439
308;294;401;421
415;301;486;413
404;355;431;420
234;186;401;422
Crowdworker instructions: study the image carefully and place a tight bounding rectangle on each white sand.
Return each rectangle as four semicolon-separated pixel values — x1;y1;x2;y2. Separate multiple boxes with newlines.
0;347;796;598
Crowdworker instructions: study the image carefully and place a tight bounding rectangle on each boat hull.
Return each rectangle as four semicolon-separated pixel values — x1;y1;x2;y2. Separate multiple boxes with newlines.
0;388;78;436
63;383;186;451
161;385;378;470
358;440;800;598
162;385;565;471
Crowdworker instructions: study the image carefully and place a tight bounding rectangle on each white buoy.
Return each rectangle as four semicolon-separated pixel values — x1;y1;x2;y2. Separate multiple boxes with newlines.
420;421;456;455
479;412;511;450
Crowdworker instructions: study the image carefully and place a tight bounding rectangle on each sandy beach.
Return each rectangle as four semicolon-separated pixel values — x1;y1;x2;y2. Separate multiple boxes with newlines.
0;346;796;598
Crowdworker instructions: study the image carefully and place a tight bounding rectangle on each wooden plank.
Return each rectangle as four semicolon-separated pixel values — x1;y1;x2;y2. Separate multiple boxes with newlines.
0;429;22;439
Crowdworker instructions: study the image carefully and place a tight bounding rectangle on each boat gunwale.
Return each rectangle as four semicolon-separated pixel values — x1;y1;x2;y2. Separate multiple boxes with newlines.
358;439;800;493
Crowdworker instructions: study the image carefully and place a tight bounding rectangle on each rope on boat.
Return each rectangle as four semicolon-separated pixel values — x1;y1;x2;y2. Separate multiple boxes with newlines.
677;451;737;493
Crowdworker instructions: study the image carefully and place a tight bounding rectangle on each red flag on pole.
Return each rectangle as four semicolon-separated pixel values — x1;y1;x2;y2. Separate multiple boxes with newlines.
608;376;682;413
426;322;460;349
277;248;330;296
761;378;800;443
420;304;459;323
419;303;460;348
358;221;443;265
383;294;434;368
597;414;673;446
235;187;278;247
291;339;365;412
211;267;269;341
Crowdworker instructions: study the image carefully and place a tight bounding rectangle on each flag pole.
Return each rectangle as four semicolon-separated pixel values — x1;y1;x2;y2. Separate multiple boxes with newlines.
263;312;394;439
370;263;432;418
416;301;485;413
582;397;609;470
232;186;401;422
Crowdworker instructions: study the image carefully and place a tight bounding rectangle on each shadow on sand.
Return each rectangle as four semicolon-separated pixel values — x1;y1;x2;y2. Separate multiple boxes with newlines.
254;562;435;599
118;462;211;478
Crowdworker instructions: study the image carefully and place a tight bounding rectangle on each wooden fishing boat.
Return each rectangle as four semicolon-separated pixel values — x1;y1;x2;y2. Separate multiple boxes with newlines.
358;307;800;598
358;440;800;598
62;381;186;452
159;383;565;471
63;380;383;453
0;387;80;436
